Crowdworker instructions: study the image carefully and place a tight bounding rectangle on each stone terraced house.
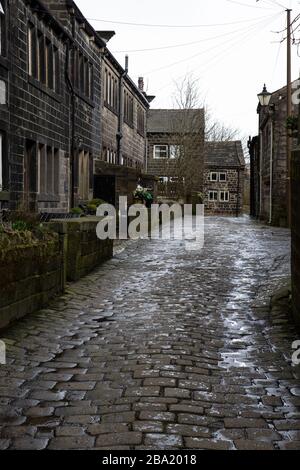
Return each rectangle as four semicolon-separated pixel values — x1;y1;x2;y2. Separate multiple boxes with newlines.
0;0;154;215
204;141;245;216
249;82;298;227
147;108;205;202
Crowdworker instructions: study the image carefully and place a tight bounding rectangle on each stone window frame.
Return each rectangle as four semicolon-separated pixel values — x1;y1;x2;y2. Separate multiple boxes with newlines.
37;144;60;198
124;89;134;128
209;172;218;182
153;145;168;159
169;145;183;160
27;21;60;95
219;190;230;202
78;150;90;201
104;67;119;114
73;48;93;103
219;172;227;182
137;104;145;137
208;190;218;202
0;78;6;105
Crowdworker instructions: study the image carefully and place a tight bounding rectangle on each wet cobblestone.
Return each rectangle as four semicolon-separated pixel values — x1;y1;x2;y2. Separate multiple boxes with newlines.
0;216;299;450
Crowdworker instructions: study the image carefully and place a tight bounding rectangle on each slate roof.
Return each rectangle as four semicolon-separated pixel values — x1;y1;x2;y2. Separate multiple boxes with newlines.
205;141;245;168
147;109;205;134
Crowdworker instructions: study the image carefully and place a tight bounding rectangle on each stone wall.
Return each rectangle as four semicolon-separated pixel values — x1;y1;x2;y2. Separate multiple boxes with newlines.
0;233;64;329
0;217;114;329
291;149;300;329
49;217;113;282
7;0;70;213
203;168;244;216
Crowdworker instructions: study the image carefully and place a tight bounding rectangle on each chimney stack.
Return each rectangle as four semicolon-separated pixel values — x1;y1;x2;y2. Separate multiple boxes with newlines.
125;55;129;73
138;77;144;93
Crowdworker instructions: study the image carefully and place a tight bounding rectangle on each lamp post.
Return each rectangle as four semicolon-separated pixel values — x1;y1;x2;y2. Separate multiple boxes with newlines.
258;84;272;107
257;84;272;222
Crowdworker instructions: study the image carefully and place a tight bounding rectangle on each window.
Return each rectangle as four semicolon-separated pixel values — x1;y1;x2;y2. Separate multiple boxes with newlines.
0;79;6;104
78;150;90;200
154;145;168;159
104;147;117;165
124;90;133;127
137;105;145;135
37;144;60;196
209;172;218;182
0;1;6;57
159;177;169;184
73;49;93;100
169;145;182;159
104;68;119;112
220;191;229;202
0;131;3;191
208;191;218;201
219;172;227;182
28;23;59;93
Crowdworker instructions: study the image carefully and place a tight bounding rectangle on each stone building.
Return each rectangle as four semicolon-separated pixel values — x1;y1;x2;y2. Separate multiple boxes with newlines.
40;0;106;209
203;141;245;216
147;109;205;202
0;0;72;212
0;0;155;214
249;82;298;227
0;0;107;213
94;43;155;207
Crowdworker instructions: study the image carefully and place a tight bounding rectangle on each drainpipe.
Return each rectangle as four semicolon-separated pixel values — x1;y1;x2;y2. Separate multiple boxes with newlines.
269;120;274;224
236;168;240;217
65;11;76;210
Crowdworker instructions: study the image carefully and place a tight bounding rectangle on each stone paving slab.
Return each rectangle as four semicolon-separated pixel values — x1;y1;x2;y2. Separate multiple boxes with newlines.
0;216;299;450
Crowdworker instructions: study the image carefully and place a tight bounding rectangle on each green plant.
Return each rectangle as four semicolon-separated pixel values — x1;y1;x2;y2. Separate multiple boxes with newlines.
71;207;84;215
87;204;97;215
8;210;39;230
89;198;106;207
12;220;29;231
286;115;299;131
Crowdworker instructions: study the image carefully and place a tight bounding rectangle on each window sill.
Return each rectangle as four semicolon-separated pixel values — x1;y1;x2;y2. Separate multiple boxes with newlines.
137;130;145;138
124;120;134;129
75;89;95;108
104;102;119;116
37;194;60;203
28;76;62;103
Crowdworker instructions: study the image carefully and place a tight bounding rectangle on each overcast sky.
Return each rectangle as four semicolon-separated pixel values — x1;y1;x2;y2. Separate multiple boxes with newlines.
76;0;298;139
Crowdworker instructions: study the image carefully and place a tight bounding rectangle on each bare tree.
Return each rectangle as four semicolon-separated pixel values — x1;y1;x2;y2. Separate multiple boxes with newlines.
158;75;244;201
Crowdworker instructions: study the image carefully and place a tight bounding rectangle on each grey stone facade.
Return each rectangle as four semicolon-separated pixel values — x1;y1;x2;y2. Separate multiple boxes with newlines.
204;141;245;216
1;0;72;212
249;82;298;227
147;109;205;202
94;50;152;207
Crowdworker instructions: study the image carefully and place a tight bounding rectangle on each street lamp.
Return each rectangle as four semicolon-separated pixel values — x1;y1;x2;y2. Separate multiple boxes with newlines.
258;84;272;107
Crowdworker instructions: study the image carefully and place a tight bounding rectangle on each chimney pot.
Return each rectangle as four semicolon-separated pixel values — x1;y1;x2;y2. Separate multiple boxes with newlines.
138;77;144;92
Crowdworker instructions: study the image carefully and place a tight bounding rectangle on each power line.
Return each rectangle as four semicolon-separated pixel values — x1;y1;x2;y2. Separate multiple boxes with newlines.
225;0;278;9
257;0;288;9
153;13;284;94
112;15;277;53
143;13;282;76
87;14;279;29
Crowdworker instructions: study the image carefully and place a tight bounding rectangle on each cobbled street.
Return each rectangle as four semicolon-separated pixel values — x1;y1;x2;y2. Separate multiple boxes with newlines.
0;216;299;450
